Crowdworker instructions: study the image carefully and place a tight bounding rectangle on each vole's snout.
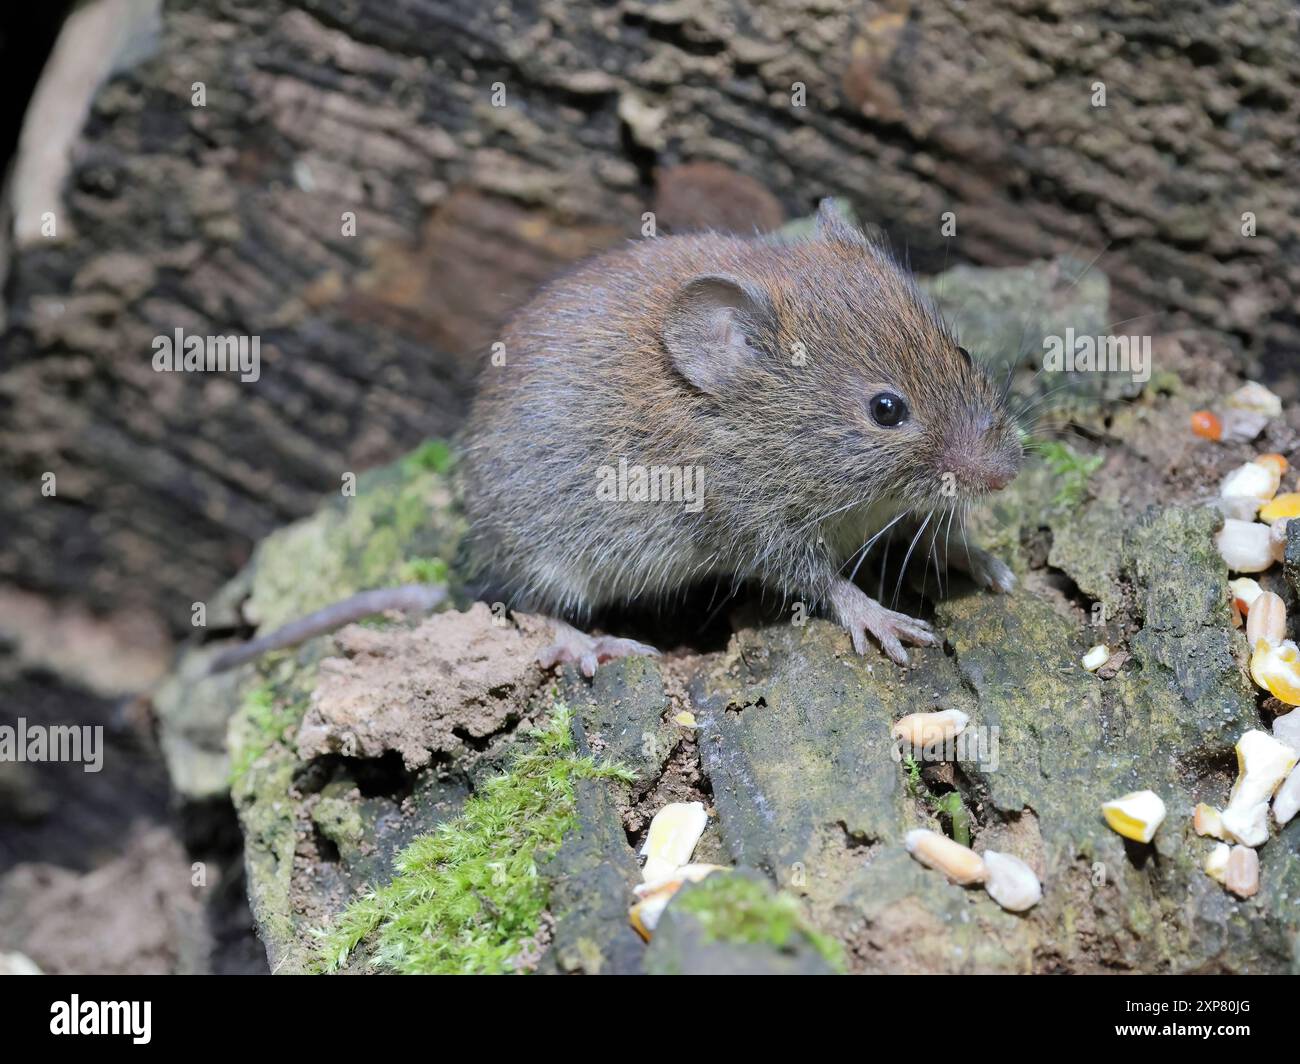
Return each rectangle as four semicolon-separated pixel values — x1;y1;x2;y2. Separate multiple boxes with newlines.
982;462;1017;492
941;414;1021;495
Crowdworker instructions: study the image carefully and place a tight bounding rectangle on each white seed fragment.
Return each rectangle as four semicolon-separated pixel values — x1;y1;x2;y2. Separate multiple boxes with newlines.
1229;578;1264;613
1081;644;1110;672
1193;803;1227;840
1272;710;1300;754
1221;801;1269;848
1220;460;1280;503
1226;381;1283;418
1101;789;1167;843
1246;591;1287;649
1215;519;1275;573
982;850;1042;912
1224;845;1260;899
640;801;708;883
891;708;970;748
1220;409;1270;443
628;864;726;940
1228;729;1298;809
904;828;987;885
1272;765;1300;827
1214;495;1262;522
1204;842;1231;884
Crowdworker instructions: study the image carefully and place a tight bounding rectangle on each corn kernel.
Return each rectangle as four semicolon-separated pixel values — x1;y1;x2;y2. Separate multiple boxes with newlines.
1225;845;1260;899
1219;729;1297;847
1273;765;1300;827
1101;789;1166;843
1204;842;1231;883
1256;453;1290;478
982;851;1042;912
629;864;726;940
1226;381;1283;418
1246;591;1287;648
904;828;987;885
1191;410;1223;440
1081;644;1110;672
1250;641;1300;706
640;801;708;883
891;708;969;748
1220;460;1280;502
1229;578;1264;614
1228;729;1298;808
1216;519;1274;573
1221;801;1269;847
1193;803;1227;840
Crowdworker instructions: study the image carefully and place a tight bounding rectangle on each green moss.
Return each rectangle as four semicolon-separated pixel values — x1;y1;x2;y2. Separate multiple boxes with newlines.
401;439;455;476
246;439;464;631
313;796;365;850
316;704;634;975
1032;440;1104;510
399;556;450;585
902;755;923;797
671;874;846;972
228;679;302;789
227;658;320;973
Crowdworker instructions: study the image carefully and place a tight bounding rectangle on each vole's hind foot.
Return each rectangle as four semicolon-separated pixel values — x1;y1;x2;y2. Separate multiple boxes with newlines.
829;577;937;666
537;620;660;678
951;544;1016;594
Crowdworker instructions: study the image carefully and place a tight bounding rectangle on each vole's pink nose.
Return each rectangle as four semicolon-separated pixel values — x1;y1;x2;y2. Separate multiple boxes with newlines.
984;466;1014;491
941;447;1018;494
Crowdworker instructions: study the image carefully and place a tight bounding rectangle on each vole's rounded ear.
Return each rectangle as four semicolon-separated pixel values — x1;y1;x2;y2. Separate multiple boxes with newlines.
663;275;773;396
816;197;867;247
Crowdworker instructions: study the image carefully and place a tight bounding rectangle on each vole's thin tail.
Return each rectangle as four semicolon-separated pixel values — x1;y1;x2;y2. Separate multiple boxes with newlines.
206;584;447;674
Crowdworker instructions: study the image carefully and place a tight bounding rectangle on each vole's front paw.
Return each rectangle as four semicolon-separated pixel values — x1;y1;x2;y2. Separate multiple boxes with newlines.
537;620;660;678
829;578;937;666
967;549;1016;595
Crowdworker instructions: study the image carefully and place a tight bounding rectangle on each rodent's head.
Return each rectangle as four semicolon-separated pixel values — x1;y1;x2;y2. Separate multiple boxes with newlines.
662;199;1022;517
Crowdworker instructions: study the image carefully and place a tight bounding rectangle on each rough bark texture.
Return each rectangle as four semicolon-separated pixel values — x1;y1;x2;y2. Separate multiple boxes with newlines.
2;0;1297;632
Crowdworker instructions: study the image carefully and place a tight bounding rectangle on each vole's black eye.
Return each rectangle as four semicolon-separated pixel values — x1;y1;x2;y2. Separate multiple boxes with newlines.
957;346;972;367
869;391;908;428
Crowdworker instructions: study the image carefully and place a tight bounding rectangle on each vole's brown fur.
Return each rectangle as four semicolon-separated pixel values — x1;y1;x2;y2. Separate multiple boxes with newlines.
460;200;1022;665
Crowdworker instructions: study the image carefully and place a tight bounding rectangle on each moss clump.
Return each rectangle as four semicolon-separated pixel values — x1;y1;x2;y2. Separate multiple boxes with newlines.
246;439;464;632
398;556;450;585
316;704;633;974
401;439;455;476
228;679;303;789
671;873;846;972
1033;440;1104;510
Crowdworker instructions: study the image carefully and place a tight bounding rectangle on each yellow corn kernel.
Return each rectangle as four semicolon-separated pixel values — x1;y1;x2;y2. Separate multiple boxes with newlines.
640;801;708;883
1250;641;1300;706
1260;493;1300;522
1101;789;1166;843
